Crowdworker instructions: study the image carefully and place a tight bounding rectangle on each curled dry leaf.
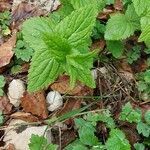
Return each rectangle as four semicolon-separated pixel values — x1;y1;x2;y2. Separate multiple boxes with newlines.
21;91;48;119
0;33;16;68
11;112;39;122
50;75;93;96
0;95;13;114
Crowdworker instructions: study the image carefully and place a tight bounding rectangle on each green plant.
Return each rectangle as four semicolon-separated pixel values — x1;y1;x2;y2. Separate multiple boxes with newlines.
120;102;150;147
29;134;58;150
103;0;150;59
127;46;141;64
137;70;150;99
0;75;5;96
14;36;34;62
0;111;4;125
22;3;102;92
0;11;11;35
65;111;130;150
134;143;145;150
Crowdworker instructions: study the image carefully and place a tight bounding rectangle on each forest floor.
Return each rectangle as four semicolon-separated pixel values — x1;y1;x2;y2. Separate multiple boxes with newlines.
0;0;150;150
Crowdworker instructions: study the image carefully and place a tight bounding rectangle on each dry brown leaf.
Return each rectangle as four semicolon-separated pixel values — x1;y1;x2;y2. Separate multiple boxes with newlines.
11;2;43;29
91;40;106;51
0;33;16;68
0;0;11;12
121;125;140;148
98;6;114;20
114;0;123;10
21;91;48;119
50;75;93;96
11;112;39;122
57;98;82;117
0;95;13;114
52;129;76;149
6;143;16;150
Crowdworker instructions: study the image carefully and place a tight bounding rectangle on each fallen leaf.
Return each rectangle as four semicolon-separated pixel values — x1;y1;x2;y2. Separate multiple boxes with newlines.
50;75;93;96
21;91;48;119
4;120;50;150
91;40;106;51
0;95;13;114
121;125;140;148
52;129;76;149
0;0;11;12
98;6;114;20
6;143;16;150
11;2;43;27
114;0;123;10
57;98;82;117
11;112;39;122
0;33;16;68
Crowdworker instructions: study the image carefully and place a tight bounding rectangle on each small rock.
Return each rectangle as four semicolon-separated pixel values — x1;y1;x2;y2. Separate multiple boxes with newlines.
8;79;25;107
46;91;63;111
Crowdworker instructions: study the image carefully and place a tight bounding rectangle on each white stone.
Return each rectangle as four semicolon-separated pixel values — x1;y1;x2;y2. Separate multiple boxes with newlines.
8;79;25;107
46;91;63;111
4;119;53;150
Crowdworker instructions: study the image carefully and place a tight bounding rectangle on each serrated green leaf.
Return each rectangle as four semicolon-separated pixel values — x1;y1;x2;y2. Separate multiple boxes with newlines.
55;6;97;49
0;111;4;125
23;6;97;92
0;75;5;88
72;145;88;150
140;12;150;29
105;13;134;40
137;81;147;92
53;0;74;21
137;122;150;137
106;0;114;4
0;75;5;96
14;40;34;62
29;134;57;150
28;49;62;92
127;45;141;64
22;17;56;50
119;102;142;123
86;111;116;129
106;129;131;150
105;4;139;40
132;0;150;16
75;118;99;146
70;0;106;12
145;110;150;124
107;41;124;58
134;143;145;150
139;25;150;44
